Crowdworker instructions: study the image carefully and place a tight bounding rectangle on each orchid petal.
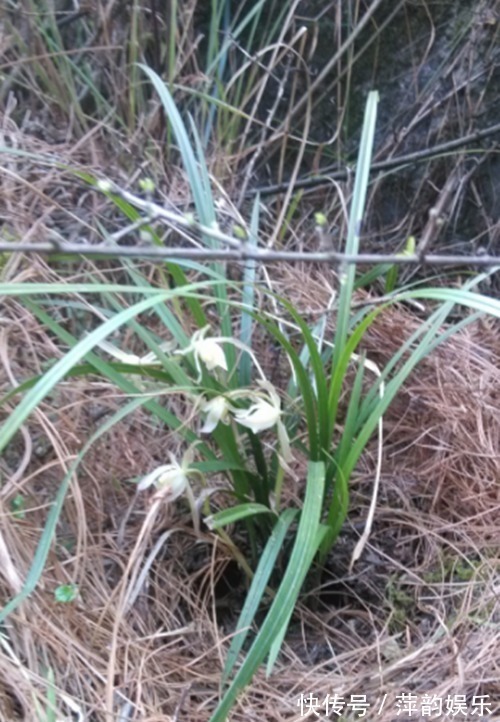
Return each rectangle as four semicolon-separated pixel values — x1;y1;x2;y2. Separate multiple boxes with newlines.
194;337;228;372
137;460;188;499
233;400;281;433
201;396;230;433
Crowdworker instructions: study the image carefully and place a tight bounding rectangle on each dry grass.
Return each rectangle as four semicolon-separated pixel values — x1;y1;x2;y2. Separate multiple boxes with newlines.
1;269;500;720
2;2;500;720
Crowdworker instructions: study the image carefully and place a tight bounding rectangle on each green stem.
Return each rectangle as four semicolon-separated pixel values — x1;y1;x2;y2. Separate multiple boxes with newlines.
273;463;285;512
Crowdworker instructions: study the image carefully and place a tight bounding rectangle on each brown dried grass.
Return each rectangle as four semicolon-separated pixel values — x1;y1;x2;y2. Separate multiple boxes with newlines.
2;2;500;718
1;267;500;721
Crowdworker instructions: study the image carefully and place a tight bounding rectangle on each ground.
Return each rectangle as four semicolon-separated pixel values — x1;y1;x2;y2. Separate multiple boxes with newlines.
1;2;500;721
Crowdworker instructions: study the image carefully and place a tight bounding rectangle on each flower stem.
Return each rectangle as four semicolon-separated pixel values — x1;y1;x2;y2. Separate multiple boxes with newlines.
273;463;285;512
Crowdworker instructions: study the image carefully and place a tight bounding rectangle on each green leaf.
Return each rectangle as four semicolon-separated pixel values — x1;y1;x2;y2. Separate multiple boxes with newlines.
278;298;329;453
206;503;276;530
239;195;260;386
139;65;215;231
44;667;58;722
0;396;149;623
138;65;235;363
320;275;500;558
252;313;320;459
0;291;177;455
209;461;327;722
331;91;378;369
328;91;379;440
265;524;326;676
222;508;298;685
54;583;79;603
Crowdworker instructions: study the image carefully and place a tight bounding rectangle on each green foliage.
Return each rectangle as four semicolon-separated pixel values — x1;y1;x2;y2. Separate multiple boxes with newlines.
0;0;295;151
10;494;26;520
53;584;79;604
1;71;500;722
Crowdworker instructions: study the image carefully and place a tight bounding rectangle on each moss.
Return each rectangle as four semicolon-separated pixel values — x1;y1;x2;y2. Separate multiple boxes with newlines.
422;556;489;585
386;576;416;633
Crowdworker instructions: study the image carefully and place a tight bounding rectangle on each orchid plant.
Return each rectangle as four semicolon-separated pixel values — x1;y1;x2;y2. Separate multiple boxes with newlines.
136;328;293;526
4;74;499;722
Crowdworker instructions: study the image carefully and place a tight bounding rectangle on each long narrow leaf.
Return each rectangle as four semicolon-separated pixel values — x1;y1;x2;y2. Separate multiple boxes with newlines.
209;461;326;722
266;524;326;676
207;503;276;530
344;287;500;496
22;299;215;460
0;396;148;623
139;65;215;229
255;314;319;458
0;291;180;454
222;508;297;685
278;298;330;454
329;91;378;421
138;65;235;360
239;196;260;386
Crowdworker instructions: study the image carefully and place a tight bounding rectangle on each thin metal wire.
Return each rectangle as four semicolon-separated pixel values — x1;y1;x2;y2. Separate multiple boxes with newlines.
1;240;499;268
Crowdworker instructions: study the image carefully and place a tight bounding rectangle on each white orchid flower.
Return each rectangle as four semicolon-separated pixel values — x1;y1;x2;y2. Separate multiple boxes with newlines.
137;452;190;499
200;395;230;434
232;381;281;432
137;446;203;532
231;381;292;463
177;326;228;381
196;337;227;371
232;398;280;433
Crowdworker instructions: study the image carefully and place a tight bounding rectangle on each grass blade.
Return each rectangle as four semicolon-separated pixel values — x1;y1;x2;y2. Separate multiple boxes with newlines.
207;503;277;529
0;396;148;623
139;65;215;230
329;91;379;423
222;508;298;685
0;291;178;455
209;461;326;722
239;196;260;386
265;524;326;676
